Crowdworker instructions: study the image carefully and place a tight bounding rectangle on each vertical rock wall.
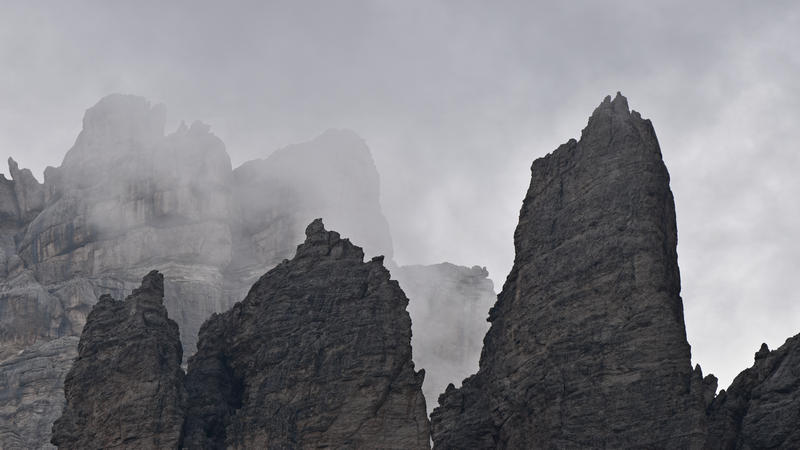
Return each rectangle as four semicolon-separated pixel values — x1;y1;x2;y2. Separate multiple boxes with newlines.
431;94;711;448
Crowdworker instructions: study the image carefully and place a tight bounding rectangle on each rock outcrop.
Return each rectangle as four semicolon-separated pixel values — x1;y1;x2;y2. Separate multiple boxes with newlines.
393;263;495;413
0;336;77;450
431;93;711;448
706;335;800;448
51;271;185;449
183;220;429;448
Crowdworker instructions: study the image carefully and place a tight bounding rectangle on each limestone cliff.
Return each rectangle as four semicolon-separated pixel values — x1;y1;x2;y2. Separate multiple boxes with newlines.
0;337;77;450
431;93;712;448
51;271;185;449
183;220;429;448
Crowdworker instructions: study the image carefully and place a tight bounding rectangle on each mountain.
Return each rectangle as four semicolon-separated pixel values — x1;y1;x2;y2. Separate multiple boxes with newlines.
51;271;185;449
184;220;429;448
51;222;430;448
431;93;713;447
9;92;800;448
0;94;491;448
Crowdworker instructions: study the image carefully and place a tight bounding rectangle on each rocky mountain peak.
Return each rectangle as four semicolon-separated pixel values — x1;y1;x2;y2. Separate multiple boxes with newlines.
579;91;658;150
51;270;185;449
432;94;706;448
294;218;366;260
183;220;428;448
77;93;165;145
132;269;165;297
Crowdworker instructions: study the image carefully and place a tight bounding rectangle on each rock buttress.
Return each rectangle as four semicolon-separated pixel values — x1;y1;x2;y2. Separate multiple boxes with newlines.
431;93;708;448
705;335;800;448
50;271;185;449
183;219;429;449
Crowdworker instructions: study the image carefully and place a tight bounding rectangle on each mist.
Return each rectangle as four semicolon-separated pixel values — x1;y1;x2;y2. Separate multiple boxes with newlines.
2;0;799;395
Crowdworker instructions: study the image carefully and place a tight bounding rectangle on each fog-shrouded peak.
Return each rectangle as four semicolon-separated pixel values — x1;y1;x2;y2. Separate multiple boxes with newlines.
0;94;498;448
586;91;633;123
231;128;394;265
63;94;166;167
294;218;365;261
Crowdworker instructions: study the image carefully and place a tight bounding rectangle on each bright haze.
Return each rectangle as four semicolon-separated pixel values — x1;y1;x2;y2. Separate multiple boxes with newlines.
1;1;798;390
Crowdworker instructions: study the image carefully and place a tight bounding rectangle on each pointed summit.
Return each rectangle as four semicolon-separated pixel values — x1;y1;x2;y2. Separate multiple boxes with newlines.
432;95;706;447
294;218;365;260
51;269;184;449
132;270;164;297
579;92;662;160
611;90;630;113
183;222;428;448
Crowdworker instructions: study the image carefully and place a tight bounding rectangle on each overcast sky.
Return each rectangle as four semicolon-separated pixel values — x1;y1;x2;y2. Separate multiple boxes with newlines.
2;0;798;389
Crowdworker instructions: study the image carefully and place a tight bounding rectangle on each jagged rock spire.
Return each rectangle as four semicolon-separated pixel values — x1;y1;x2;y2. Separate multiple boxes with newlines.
431;94;709;448
51;271;185;449
183;219;428;448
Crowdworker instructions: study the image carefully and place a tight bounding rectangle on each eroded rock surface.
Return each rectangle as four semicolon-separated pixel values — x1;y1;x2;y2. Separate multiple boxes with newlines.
431;93;711;448
706;335;800;448
51;271;185;449
183;220;429;449
393;263;495;413
0;336;77;450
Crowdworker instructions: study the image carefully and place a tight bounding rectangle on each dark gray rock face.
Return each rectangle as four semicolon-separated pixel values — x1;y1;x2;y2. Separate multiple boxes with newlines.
0;336;77;450
431;93;710;448
706;335;800;448
51;271;185;449
393;263;495;413
183;220;429;449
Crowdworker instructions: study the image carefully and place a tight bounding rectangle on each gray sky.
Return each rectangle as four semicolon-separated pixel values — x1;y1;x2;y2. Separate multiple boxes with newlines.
2;0;798;390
